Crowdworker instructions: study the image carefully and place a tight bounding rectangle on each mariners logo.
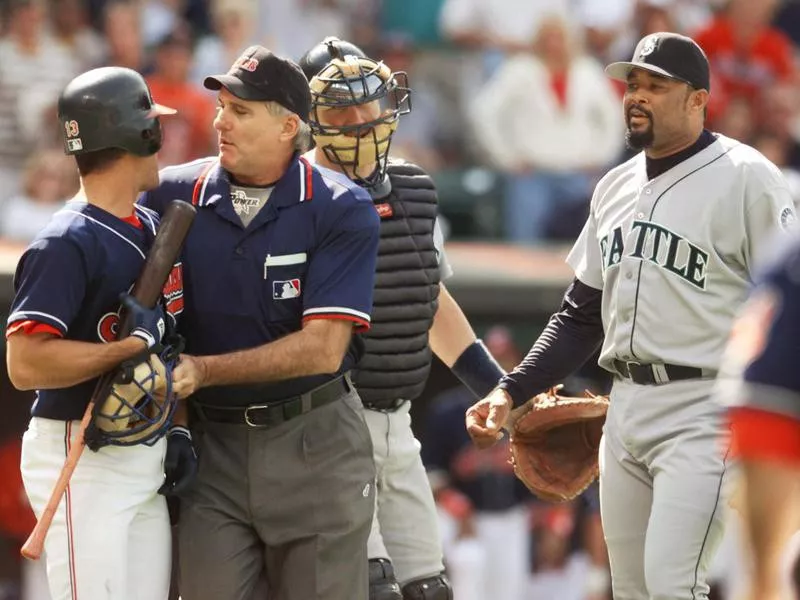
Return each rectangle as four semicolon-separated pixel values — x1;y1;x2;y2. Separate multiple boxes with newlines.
638;35;659;59
780;206;796;230
273;279;301;300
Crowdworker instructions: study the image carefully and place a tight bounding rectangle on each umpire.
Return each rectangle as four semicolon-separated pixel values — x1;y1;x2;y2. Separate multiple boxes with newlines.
298;38;505;600
140;46;381;600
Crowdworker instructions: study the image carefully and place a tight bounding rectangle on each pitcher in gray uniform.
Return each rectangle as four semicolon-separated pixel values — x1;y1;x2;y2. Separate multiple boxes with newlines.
465;32;797;600
298;38;506;600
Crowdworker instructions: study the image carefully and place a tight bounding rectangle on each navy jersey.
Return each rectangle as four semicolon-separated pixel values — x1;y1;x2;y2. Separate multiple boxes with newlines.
726;229;800;421
6;202;170;421
139;154;380;406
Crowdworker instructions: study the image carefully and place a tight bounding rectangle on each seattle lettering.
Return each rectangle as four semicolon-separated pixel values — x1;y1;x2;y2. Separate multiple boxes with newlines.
600;220;709;289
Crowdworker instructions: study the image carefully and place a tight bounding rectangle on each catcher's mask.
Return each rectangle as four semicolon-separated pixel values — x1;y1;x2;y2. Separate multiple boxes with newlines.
309;55;411;187
84;346;178;451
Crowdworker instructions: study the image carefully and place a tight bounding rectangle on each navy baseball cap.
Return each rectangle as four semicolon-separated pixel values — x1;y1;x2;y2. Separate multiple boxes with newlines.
204;45;312;122
606;32;710;91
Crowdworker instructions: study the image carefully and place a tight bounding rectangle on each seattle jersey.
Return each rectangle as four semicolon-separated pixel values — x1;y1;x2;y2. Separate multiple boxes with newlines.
7;201;174;421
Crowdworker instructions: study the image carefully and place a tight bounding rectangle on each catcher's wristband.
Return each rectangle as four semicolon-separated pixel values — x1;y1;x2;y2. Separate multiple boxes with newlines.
451;339;505;398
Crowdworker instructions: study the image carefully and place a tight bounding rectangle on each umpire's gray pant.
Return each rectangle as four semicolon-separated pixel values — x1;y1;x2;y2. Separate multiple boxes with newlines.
178;390;375;600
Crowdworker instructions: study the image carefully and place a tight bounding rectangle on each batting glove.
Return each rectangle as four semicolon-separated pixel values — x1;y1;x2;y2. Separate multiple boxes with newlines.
119;293;166;349
158;425;198;497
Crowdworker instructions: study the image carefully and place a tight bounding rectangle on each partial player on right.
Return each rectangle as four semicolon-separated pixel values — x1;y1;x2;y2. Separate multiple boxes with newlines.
466;32;796;599
715;228;800;600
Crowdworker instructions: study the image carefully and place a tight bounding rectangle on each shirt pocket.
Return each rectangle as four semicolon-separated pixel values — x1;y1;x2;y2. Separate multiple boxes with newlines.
263;252;308;324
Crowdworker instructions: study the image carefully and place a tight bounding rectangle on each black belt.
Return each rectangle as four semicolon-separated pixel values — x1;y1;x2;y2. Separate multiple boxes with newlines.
194;375;350;428
362;398;407;412
613;360;713;385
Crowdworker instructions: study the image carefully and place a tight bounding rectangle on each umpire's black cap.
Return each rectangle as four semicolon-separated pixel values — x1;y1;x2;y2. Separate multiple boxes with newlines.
606;32;710;91
204;45;312;122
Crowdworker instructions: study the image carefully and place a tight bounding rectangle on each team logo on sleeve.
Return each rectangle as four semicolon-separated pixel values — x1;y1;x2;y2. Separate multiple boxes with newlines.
780;206;796;230
273;279;301;300
97;311;120;343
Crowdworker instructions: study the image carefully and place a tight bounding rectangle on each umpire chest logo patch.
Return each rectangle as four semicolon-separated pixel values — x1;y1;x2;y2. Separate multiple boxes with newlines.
273;279;301;300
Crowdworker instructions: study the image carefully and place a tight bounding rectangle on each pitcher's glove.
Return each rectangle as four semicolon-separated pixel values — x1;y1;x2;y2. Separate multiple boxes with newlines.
508;385;609;503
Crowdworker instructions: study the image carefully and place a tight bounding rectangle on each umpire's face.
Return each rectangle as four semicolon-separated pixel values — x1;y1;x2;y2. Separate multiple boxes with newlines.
213;87;301;184
623;69;708;156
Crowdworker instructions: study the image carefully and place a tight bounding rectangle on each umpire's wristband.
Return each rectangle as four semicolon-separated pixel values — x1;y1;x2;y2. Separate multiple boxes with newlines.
451;340;505;398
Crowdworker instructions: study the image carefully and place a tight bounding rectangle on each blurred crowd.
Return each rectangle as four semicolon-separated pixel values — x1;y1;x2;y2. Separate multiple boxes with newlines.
0;0;797;598
0;0;800;244
0;0;798;246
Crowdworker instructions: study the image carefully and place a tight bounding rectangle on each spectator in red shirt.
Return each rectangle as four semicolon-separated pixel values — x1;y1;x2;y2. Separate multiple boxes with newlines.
693;0;796;126
145;24;216;167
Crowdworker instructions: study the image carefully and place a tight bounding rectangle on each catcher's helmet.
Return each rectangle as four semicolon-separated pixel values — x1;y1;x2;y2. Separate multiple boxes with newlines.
302;38;411;187
58;66;176;157
84;346;179;451
298;36;367;81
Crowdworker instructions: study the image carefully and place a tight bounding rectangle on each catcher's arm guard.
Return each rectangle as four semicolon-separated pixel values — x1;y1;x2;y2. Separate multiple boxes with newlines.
508;385;609;503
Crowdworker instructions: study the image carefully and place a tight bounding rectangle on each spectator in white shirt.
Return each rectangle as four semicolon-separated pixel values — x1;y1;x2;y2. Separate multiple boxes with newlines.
469;15;623;243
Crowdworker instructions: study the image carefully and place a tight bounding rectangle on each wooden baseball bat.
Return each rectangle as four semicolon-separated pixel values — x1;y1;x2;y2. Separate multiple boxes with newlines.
21;199;196;560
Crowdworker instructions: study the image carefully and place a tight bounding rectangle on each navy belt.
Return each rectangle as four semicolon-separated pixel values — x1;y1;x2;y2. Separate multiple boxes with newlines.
613;360;714;385
194;375;350;428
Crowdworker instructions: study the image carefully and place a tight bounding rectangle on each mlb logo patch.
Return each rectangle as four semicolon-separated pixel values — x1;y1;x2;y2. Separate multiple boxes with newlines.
273;279;301;300
67;138;83;152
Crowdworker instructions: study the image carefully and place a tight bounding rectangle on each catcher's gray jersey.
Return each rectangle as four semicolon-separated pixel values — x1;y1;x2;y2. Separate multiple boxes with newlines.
568;133;796;375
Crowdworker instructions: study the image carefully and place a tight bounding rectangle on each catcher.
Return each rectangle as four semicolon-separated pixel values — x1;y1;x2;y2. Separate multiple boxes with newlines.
6;67;181;600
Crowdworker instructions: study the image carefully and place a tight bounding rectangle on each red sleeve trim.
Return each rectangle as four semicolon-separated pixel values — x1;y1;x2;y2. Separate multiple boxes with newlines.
302;313;370;332
6;320;64;339
729;407;800;466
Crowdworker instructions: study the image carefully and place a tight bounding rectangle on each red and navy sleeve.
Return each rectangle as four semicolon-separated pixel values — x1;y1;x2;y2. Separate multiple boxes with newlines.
5;237;87;339
301;189;380;332
723;233;800;466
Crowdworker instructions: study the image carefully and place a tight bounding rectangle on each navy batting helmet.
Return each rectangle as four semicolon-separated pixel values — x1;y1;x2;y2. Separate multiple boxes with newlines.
58;67;176;157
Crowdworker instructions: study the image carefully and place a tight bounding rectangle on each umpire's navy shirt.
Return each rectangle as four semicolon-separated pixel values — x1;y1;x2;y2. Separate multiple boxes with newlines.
140;154;380;406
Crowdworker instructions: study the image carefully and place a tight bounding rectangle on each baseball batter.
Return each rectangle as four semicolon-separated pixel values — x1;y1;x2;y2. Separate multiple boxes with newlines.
6;67;179;600
466;32;797;599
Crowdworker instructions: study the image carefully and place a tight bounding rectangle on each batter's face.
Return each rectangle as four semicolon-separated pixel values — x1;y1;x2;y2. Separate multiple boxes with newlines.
213;87;296;182
138;153;161;191
623;69;706;155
